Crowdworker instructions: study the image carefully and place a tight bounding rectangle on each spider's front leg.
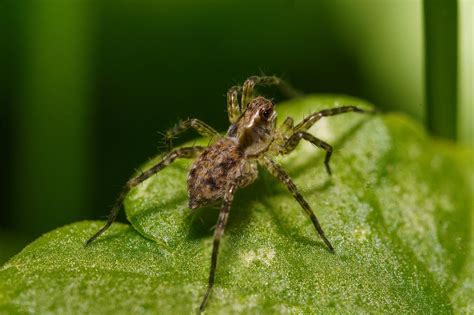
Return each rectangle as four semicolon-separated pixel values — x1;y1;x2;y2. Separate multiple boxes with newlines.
199;184;237;313
164;118;220;150
283;131;333;175
226;75;301;123
276;105;375;174
227;85;242;123
260;156;334;252
294;105;374;133
241;75;301;110
85;146;205;245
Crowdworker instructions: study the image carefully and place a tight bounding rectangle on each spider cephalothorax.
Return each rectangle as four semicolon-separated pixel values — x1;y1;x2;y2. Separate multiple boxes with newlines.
231;96;277;154
85;76;374;313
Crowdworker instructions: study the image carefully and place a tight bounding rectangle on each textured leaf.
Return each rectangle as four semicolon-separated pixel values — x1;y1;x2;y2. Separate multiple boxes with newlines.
0;96;472;314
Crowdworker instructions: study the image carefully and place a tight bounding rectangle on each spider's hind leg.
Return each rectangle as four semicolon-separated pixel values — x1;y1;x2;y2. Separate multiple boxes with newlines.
85;146;205;245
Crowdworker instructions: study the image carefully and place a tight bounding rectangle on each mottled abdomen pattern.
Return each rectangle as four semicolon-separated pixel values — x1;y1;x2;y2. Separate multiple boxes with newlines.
187;138;256;209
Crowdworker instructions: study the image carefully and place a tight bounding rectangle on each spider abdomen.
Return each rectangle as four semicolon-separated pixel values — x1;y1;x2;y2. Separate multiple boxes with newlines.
187;138;256;209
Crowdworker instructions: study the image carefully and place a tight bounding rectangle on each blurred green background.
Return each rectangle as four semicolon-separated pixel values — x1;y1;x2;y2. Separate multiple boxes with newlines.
0;0;472;263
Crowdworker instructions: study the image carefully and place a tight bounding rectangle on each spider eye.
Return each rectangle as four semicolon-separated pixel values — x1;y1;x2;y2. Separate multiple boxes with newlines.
260;108;273;121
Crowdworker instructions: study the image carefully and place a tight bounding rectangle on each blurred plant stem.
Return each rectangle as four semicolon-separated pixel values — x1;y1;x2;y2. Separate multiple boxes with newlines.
458;0;473;145
423;0;458;139
14;2;93;234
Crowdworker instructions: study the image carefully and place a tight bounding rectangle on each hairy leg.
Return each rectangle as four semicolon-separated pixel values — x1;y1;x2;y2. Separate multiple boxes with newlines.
260;156;334;252
283;131;333;175
227;85;242;123
241;75;301;110
165;118;220;150
199;184;236;313
85;146;205;245
294;105;374;133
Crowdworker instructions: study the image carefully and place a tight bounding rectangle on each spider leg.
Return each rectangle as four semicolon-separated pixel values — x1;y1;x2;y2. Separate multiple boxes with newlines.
165;118;219;150
260;156;334;252
283;131;333;175
85;146;205;245
199;184;236;313
294;105;374;133
280;116;294;135
227;85;242;123
241;75;301;110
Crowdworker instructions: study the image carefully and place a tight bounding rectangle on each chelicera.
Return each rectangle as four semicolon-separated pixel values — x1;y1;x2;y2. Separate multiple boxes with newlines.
86;76;374;312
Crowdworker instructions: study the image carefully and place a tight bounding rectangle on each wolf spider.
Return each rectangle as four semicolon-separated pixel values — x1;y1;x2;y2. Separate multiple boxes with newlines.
86;76;373;312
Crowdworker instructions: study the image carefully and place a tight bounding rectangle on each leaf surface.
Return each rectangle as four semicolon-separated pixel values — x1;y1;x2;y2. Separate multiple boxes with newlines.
1;96;472;314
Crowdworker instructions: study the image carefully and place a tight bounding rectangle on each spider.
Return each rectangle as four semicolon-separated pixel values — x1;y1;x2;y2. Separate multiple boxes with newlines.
85;76;374;312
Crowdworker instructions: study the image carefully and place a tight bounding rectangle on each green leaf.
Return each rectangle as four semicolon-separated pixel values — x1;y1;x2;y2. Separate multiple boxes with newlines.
1;96;472;314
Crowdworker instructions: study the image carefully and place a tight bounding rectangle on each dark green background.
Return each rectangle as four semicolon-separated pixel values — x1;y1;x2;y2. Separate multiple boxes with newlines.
0;0;471;263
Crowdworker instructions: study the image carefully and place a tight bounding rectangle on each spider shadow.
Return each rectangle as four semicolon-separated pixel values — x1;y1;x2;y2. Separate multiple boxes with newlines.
184;179;265;241
184;168;333;250
260;172;334;252
127;194;189;223
84;231;124;247
83;225;150;248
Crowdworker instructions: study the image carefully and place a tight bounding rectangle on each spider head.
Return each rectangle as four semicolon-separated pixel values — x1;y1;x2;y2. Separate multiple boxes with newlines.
229;96;277;155
245;96;277;125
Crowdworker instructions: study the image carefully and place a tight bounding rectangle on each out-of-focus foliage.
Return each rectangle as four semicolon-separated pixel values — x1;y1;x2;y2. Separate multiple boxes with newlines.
0;1;430;245
1;96;472;314
0;231;29;265
0;0;471;279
